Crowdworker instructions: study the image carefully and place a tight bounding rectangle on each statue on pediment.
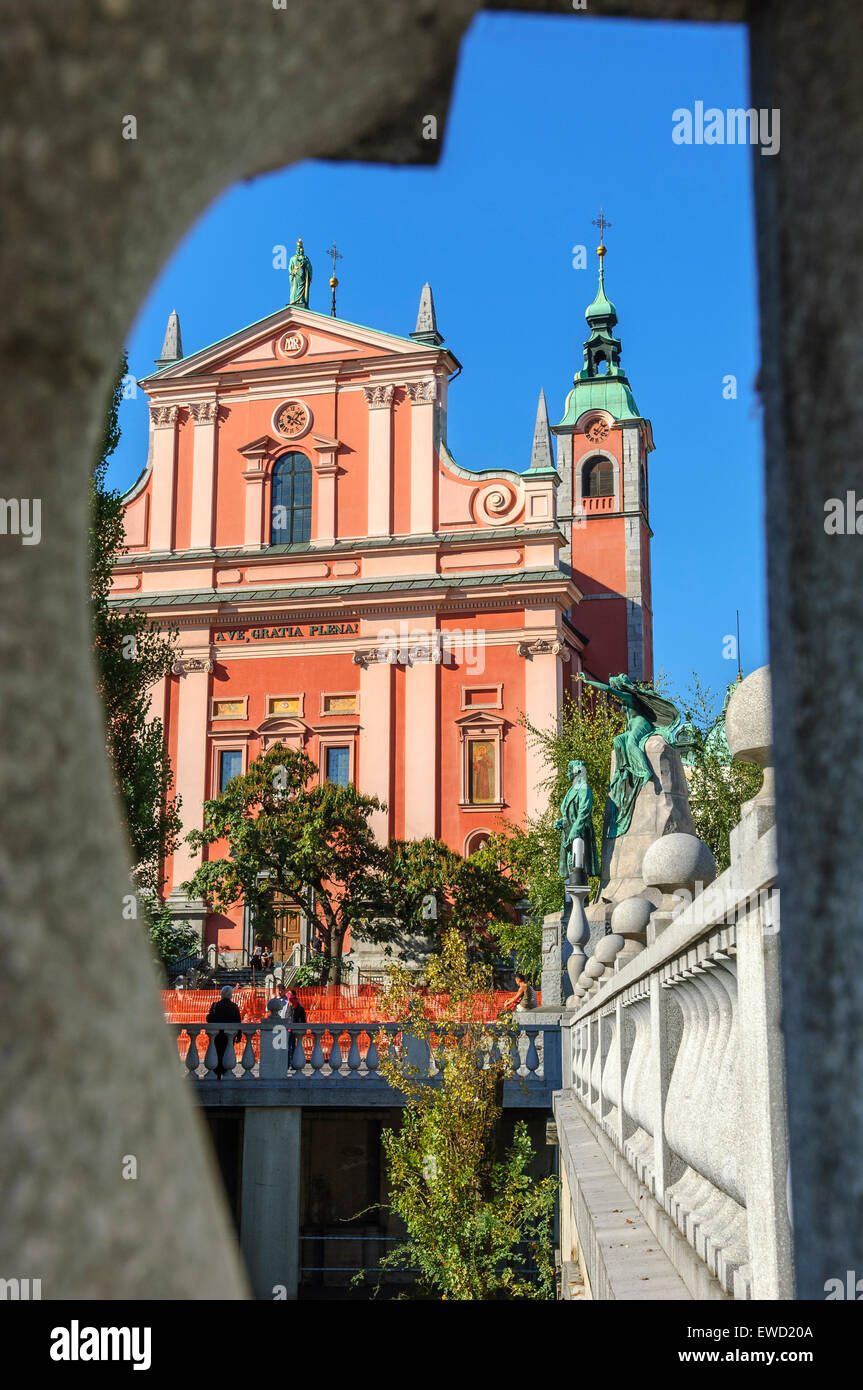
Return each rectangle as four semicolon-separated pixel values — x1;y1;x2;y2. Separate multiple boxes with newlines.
288;239;312;309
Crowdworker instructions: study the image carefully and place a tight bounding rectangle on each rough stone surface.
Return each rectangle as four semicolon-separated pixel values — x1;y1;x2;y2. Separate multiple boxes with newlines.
589;735;697;922
749;0;863;1296
0;0;481;1301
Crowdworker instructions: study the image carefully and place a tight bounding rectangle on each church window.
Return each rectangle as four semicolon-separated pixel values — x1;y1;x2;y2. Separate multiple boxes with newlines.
325;745;351;786
270;452;312;544
583;456;614;499
640;463;648;510
218;748;243;793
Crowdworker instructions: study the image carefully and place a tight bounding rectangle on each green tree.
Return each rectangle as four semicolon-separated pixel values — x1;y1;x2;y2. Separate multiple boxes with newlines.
491;685;623;973
90;356;182;910
182;747;525;981
183;744;386;983
371;837;523;962
676;674;762;874
372;930;557;1300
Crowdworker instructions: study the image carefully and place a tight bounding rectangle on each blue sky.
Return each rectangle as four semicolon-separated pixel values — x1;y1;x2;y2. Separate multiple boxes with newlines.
108;12;766;711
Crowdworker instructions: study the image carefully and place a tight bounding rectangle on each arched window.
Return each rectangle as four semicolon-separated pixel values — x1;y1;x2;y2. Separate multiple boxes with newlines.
270;452;311;544
583;456;614;499
639;463;648;510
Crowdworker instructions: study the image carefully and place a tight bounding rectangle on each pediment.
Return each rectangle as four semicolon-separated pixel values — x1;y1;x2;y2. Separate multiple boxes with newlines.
142;306;434;385
257;715;312;737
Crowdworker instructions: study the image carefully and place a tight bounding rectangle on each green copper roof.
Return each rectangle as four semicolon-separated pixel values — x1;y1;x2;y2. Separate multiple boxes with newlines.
556;377;641;427
585;269;617;328
108;569;572;611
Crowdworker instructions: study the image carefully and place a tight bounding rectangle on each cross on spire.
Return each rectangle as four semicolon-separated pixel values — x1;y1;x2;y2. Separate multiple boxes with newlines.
325;241;343;317
592;207;612;255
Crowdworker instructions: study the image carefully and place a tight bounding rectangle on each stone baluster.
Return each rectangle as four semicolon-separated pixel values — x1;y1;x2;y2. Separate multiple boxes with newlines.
183;1028;201;1076
202;1026;220;1080
364;1032;379;1076
290;1030;307;1073
346;1029;361;1073
309;1029;326;1073
565;888;590;1002
329;1031;343;1075
240;1027;256;1076
598;1008;619;1131
523;1029;540;1078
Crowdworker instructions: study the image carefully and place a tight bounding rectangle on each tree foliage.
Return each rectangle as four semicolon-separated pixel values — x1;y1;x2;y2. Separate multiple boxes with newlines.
371;837;523;961
182;746;525;981
183;744;386;983
676;674;762;874
371;930;557;1300
90;356;182;907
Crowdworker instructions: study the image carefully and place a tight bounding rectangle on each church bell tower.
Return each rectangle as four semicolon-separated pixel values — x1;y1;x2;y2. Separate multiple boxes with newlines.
553;224;654;683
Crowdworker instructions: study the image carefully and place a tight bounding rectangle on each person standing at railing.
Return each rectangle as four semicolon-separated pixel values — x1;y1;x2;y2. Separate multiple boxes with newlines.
283;990;306;1066
206;986;243;1079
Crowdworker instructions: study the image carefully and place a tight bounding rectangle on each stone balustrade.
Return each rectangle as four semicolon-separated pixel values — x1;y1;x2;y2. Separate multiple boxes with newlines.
172;1019;560;1101
555;667;793;1300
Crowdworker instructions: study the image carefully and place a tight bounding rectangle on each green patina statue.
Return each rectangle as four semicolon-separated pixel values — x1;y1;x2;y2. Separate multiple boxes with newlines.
554;758;600;880
578;673;683;838
288;238;312;308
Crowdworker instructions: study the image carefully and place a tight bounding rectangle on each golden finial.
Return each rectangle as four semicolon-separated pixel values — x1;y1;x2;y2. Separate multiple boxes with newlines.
325;241;343;317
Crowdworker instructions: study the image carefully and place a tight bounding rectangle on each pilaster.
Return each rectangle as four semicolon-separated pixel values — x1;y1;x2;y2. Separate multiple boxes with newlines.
148;405;179;552
405;378;437;534
188;400;219;550
169;636;214;890
363;384;395;537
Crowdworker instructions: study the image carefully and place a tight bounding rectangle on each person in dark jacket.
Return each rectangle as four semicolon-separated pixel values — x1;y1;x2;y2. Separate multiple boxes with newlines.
206;985;243;1079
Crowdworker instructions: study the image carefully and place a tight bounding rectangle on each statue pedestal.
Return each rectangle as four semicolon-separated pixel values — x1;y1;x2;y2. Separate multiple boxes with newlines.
588;734;696;927
540;910;564;1009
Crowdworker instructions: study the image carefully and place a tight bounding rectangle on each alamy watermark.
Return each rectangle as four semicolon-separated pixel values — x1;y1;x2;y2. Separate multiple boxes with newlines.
672;103;780;157
0;498;41;545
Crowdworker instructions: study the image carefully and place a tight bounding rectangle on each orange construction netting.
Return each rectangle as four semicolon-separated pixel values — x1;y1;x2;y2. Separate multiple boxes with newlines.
161;985;534;1026
164;985;541;1066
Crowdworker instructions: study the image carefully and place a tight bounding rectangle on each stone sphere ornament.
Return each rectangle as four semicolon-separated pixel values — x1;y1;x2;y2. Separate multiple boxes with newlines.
642;832;716;895
611;895;655;939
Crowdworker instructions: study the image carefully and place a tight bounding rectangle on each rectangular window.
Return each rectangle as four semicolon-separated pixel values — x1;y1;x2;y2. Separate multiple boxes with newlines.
219;749;243;793
325;745;351;787
468;739;496;805
322;693;357;715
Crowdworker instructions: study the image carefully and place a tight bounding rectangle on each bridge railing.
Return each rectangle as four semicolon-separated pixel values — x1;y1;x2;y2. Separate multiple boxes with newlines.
558;812;791;1300
171;1019;560;1094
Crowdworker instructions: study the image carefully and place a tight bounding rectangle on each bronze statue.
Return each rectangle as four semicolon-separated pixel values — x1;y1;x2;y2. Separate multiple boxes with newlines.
578;673;682;837
555;758;600;880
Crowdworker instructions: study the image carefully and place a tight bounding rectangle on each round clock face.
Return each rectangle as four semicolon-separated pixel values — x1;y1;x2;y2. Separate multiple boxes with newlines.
275;399;311;438
586;418;610;443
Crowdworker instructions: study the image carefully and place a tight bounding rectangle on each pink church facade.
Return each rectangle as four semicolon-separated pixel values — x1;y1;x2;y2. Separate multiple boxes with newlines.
111;276;651;956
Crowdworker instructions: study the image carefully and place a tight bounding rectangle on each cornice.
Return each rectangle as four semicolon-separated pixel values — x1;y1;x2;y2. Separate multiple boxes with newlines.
108;571;580;628
111;525;566;568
